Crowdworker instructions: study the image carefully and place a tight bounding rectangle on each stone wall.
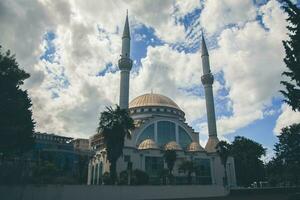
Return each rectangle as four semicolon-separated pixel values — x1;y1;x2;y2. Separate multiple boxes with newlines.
0;185;229;200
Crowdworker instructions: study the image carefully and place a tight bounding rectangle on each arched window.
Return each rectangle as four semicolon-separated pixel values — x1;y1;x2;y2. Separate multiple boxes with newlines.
137;124;154;144
178;126;192;149
157;121;176;147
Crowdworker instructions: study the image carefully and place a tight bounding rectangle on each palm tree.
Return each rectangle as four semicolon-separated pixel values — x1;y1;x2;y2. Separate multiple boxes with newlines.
163;150;177;178
179;160;195;184
216;141;231;187
97;105;134;184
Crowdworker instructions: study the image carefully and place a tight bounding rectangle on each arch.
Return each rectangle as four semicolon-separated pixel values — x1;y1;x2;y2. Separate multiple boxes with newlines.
178;126;192;149
134;117;196;148
136;124;155;145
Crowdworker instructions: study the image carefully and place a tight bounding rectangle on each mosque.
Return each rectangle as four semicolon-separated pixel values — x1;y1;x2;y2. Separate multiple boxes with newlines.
87;14;236;187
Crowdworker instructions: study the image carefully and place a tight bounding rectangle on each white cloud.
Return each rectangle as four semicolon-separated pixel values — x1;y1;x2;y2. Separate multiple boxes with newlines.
201;0;257;34
131;45;206;123
209;0;288;136
0;0;292;144
274;104;300;135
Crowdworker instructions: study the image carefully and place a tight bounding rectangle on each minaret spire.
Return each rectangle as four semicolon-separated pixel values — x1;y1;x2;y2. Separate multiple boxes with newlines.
201;32;219;152
118;11;133;109
122;10;130;40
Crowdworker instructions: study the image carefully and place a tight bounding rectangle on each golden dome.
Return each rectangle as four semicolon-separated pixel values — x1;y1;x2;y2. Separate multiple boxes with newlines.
164;141;182;151
129;93;181;110
138;139;158;150
187;142;204;152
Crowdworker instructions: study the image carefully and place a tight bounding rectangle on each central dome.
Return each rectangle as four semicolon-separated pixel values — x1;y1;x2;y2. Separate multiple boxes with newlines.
129;93;181;110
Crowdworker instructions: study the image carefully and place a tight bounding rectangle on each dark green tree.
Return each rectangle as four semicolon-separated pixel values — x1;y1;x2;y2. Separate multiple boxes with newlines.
216;141;231;186
163;150;177;177
97;105;134;184
230;136;266;187
271;123;300;185
280;0;300;111
0;46;34;157
179;160;196;184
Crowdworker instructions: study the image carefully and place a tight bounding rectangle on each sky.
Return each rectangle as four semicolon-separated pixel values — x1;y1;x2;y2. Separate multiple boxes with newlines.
1;0;300;161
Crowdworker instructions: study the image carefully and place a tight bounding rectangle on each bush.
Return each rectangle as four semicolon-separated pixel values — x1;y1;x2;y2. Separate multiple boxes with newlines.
131;169;149;185
119;170;129;185
102;172;113;185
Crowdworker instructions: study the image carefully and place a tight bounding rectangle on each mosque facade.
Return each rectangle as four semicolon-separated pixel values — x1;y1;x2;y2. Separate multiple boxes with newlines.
87;14;236;187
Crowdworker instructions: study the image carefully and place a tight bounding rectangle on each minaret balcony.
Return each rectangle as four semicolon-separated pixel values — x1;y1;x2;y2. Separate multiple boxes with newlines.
201;73;214;85
118;57;133;71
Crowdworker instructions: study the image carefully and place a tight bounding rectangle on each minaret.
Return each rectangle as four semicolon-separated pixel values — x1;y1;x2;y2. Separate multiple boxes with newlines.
118;12;133;109
201;34;219;152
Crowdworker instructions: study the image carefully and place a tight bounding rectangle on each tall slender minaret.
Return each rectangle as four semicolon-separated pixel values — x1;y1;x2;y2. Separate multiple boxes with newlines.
201;34;219;152
118;12;133;109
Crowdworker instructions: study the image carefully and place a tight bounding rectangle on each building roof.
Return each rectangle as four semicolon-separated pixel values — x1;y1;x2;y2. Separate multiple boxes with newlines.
138;139;158;150
129;93;181;110
187;142;204;152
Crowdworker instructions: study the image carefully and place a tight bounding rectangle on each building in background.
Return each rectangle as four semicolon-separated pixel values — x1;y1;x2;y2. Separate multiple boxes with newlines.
32;132;92;184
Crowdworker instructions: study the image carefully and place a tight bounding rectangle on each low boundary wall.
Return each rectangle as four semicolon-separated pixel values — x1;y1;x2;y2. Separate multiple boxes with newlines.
0;185;229;200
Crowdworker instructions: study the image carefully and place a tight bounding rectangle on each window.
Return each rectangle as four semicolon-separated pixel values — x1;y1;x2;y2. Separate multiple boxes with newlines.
137;124;155;144
178;126;192;149
157;121;176;147
145;156;164;176
194;158;212;185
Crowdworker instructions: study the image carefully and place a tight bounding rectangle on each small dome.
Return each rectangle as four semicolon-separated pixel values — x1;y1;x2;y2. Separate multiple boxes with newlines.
187;142;204;152
129;93;181;110
138;139;158;150
165;141;182;151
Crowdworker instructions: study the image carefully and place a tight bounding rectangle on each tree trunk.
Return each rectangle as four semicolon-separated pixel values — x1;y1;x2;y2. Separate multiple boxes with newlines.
188;172;192;184
110;160;117;184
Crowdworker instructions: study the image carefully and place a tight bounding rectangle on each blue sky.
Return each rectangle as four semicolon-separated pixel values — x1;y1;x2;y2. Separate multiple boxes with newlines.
1;0;300;160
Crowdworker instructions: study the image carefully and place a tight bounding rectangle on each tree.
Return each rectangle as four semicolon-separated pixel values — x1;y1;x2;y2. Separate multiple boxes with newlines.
216;141;231;186
179;160;196;184
271;123;300;185
97;105;134;184
230;136;266;187
163;150;177;177
0;46;34;157
280;0;300;111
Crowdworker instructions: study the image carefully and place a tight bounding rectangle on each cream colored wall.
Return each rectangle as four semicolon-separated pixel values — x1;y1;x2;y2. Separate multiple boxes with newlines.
89;147;237;188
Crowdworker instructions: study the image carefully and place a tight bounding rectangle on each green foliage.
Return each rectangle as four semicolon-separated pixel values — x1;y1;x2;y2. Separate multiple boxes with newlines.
267;123;300;186
32;161;61;184
0;46;34;156
97;105;134;184
159;168;169;185
163;150;177;176
118;169;149;185
119;170;129;185
102;172;113;185
216;141;231;167
179;160;196;184
131;169;149;185
216;141;232;186
230;136;266;187
280;0;300;111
